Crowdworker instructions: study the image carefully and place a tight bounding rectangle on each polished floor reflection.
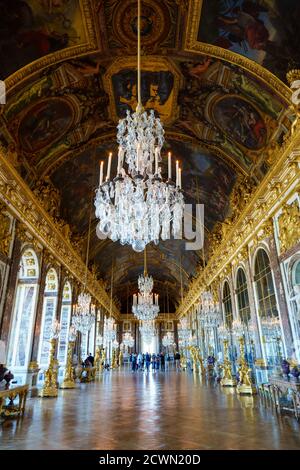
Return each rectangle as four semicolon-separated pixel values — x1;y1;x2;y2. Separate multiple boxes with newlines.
1;368;300;450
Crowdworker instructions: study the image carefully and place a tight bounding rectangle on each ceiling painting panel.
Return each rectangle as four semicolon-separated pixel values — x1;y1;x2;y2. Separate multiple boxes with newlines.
196;0;300;82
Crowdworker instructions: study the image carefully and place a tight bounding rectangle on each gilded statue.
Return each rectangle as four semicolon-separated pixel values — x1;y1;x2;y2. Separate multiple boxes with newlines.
33;177;60;218
278;201;300;253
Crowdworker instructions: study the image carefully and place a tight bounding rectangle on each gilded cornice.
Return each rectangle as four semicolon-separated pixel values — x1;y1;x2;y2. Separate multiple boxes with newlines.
184;0;291;105
176;129;300;318
0;148;120;319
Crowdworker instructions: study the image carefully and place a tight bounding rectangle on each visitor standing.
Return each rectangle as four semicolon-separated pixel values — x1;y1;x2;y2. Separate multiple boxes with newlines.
132;352;137;372
145;352;151;371
175;351;181;369
160;352;165;371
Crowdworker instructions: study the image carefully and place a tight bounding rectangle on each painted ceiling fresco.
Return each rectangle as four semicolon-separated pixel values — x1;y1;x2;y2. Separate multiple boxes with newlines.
198;0;300;81
0;0;296;311
0;0;88;78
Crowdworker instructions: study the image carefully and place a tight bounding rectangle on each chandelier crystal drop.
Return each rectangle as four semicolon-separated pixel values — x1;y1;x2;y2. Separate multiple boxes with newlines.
94;0;184;252
122;332;135;349
178;317;192;342
132;291;160;321
162;331;174;348
138;273;153;295
197;291;221;329
103;316;116;343
72;292;96;334
139;320;157;345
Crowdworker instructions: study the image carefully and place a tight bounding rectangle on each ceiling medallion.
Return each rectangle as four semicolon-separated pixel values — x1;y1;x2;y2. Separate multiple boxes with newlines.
95;0;184;252
113;0;170;48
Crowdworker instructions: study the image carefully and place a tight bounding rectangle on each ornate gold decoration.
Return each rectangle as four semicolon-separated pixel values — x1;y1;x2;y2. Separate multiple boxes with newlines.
28;361;39;371
278;201;300;253
119;350;123;367
220;339;236;387
0;385;28;418
60;341;76;389
176;123;300;318
111;349;117;369
0;204;11;256
0;147;120;318
95;346;101;373
39;339;59;398
32;178;61;219
190;346;205;374
237;337;257;395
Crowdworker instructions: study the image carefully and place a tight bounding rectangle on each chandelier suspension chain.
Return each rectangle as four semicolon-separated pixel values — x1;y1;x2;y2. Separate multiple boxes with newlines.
137;0;142;111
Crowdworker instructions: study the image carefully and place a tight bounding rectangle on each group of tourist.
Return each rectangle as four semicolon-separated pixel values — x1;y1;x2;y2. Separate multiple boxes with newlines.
129;352;181;372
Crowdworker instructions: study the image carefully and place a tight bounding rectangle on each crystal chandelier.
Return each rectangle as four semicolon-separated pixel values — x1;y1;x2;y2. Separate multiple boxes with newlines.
103;316;116;343
94;0;184;252
132;248;160;320
178;316;191;342
112;339;119;350
162;331;174;348
197;290;221;329
72;196;96;334
72;292;96;334
140;320;157;344
122;332;135;349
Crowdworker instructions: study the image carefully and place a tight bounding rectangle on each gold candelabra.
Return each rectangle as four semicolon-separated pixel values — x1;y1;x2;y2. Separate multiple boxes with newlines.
220;339;236;387
111;349;117;369
190;346;205;374
118;349;123;368
237;337;257;395
60;341;76;389
39;338;59;397
95;346;101;373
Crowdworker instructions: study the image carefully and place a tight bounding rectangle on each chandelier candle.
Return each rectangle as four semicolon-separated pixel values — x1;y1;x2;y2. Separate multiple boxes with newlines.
99;161;104;187
94;0;184;251
168;152;172;180
106;152;112;181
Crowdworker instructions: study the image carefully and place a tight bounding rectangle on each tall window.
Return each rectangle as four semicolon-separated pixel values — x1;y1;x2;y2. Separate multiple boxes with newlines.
57;281;72;365
254;249;281;364
7;250;39;369
223;281;233;329
236;268;251;324
289;260;300;360
38;268;58;367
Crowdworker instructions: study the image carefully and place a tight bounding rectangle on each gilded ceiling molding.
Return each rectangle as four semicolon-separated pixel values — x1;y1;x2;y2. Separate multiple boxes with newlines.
184;0;291;105
4;0;101;97
0;149;119;319
176;130;300;318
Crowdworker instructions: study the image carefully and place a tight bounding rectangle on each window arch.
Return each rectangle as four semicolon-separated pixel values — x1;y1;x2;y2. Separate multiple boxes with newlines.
222;281;233;329
236;268;251;324
57;281;72;365
38;268;58;367
7;249;39;373
254;248;281;365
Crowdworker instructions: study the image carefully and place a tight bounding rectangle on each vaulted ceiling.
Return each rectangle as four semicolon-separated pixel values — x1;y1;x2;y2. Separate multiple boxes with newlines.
0;0;297;312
